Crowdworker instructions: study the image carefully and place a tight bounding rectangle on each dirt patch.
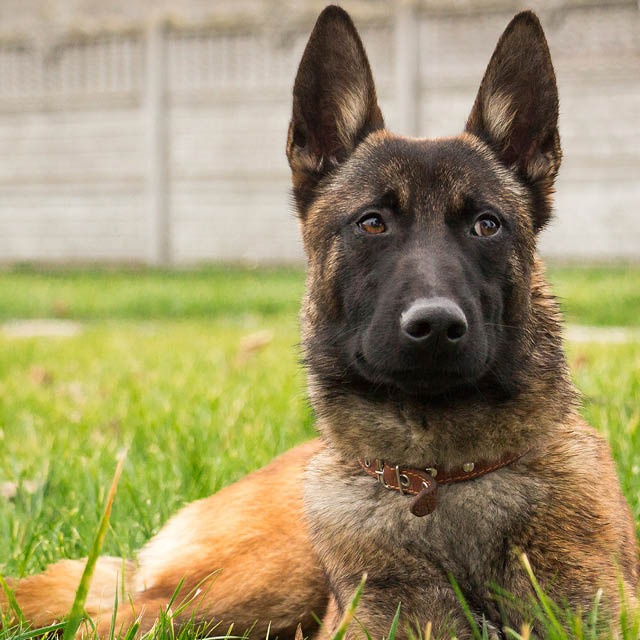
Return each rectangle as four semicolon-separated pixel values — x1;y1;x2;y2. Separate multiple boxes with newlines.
2;319;83;338
565;325;640;344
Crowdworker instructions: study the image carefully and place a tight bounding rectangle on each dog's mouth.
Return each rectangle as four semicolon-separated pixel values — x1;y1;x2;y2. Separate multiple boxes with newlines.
351;350;488;398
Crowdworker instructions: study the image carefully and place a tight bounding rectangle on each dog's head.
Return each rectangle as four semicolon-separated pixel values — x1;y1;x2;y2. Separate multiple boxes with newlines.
287;7;562;404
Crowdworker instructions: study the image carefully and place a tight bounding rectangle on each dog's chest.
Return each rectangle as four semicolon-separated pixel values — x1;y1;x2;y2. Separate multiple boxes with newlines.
305;450;540;608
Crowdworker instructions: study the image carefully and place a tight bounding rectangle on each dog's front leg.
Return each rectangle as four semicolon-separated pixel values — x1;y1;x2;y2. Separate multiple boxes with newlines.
317;584;474;640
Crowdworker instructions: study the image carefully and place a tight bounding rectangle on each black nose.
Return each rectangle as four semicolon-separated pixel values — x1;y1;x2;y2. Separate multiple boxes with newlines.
400;298;468;344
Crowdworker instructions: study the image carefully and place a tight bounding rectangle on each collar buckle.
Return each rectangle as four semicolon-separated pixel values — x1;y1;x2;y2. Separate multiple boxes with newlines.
374;459;388;487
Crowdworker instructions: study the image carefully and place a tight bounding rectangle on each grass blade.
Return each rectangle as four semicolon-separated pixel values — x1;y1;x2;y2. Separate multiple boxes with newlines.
5;621;67;640
107;576;120;640
331;573;367;640
385;603;401;640
122;620;140;640
0;576;25;626
449;575;484;640
616;578;640;640
62;452;127;640
519;553;566;638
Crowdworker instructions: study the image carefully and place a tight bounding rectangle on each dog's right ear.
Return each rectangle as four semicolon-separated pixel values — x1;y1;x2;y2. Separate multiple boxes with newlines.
287;5;384;214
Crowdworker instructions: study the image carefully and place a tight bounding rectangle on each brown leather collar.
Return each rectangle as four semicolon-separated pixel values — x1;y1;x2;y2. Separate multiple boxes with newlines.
359;451;528;517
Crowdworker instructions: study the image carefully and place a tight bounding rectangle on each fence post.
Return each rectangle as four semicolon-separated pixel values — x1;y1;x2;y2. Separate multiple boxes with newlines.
145;20;170;266
394;0;420;137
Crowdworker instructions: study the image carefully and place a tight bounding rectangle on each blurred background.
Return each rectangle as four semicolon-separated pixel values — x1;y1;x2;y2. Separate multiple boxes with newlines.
0;0;638;266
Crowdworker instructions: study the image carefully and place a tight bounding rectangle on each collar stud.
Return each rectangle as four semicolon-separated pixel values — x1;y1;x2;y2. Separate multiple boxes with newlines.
358;451;528;517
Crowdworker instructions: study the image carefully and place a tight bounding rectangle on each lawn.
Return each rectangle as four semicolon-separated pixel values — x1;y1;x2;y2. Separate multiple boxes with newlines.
0;264;638;637
0;263;638;326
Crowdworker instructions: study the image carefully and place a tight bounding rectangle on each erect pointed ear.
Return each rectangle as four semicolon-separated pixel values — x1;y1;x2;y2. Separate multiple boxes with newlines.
286;5;384;214
466;11;561;231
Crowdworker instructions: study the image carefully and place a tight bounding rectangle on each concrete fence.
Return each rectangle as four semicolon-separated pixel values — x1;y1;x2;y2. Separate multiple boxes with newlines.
0;1;638;265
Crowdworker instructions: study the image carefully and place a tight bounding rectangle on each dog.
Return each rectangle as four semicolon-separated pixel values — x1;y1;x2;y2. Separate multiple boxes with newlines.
2;6;638;639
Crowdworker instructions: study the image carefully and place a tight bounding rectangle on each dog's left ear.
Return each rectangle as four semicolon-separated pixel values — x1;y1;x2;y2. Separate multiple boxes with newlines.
287;6;384;214
466;11;561;231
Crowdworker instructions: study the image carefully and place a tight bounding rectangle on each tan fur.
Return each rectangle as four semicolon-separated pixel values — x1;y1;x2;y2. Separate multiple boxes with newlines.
1;441;326;638
335;86;369;152
3;557;134;629
483;91;516;142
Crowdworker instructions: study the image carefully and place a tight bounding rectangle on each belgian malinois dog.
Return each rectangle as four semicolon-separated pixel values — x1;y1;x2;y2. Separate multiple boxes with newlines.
2;6;638;639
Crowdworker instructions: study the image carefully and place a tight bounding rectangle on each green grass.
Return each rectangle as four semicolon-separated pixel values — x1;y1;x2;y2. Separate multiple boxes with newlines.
0;263;637;326
0;317;312;574
0;266;304;321
547;264;640;327
566;340;640;530
0;264;638;638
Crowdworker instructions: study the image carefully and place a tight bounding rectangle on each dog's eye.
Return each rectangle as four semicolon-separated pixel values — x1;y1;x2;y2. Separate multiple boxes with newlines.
472;214;501;238
357;213;387;235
